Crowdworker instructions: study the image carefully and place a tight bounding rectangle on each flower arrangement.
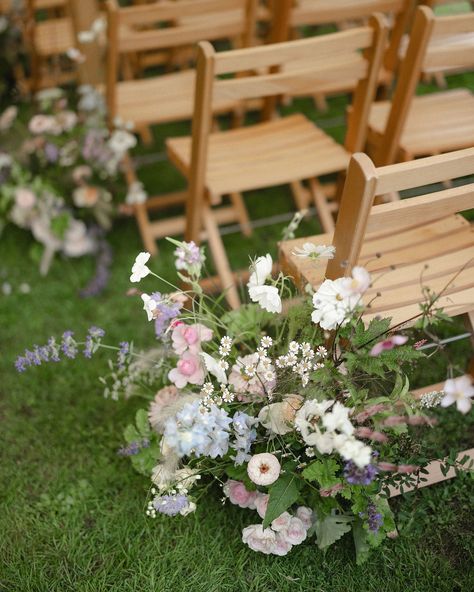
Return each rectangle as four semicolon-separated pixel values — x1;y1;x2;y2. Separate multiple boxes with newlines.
0;86;133;276
16;239;474;562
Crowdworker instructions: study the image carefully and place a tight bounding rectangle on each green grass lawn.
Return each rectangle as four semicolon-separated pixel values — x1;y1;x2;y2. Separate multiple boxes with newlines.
1;57;474;592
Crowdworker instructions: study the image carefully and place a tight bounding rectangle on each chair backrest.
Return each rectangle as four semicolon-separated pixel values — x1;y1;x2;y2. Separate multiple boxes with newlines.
374;5;474;165
290;0;414;72
325;147;474;279
184;16;388;241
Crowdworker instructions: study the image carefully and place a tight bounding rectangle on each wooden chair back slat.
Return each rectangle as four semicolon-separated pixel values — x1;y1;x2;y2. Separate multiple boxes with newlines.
291;0;406;26
325;148;474;279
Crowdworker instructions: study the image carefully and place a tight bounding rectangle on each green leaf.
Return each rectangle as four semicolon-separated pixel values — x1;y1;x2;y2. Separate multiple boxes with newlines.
123;424;140;444
352;317;391;349
314;513;353;549
262;473;300;528
353;518;371;564
135;409;151;437
130;443;160;476
302;459;340;489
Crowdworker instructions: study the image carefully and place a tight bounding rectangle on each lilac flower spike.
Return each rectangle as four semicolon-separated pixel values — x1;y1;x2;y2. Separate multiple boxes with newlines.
344;460;378;485
369;335;408;357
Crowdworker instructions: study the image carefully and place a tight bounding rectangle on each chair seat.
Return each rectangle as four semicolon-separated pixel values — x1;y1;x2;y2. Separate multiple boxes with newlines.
114;69;238;127
34;18;74;57
368;89;474;156
279;213;474;327
166;114;351;197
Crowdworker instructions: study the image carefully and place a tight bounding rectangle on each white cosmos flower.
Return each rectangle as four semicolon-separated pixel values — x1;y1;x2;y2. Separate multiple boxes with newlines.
141;293;157;321
248;254;273;287
200;352;228;384
130;252;151;282
441;375;474;414
342;266;371;295
311;278;360;330
292;243;335;260
248;285;282;314
247;453;281;486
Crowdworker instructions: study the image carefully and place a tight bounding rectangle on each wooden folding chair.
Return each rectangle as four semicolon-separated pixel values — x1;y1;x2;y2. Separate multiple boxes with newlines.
166;17;388;309
105;0;259;256
288;0;415;112
280;147;474;490
26;0;77;92
367;5;474;167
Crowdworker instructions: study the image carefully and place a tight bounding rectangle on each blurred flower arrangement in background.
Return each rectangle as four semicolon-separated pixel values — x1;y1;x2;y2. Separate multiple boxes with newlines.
0;85;133;282
16;238;474;562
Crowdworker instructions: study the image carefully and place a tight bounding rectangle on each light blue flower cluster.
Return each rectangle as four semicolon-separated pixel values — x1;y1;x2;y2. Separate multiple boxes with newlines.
164;400;232;458
231;412;258;466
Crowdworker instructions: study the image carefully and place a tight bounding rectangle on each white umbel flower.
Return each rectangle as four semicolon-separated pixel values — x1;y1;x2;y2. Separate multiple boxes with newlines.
130;252;151;283
247;453;281;486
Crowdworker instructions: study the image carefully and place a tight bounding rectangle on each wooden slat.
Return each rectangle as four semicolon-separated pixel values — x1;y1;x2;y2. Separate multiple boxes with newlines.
366;184;474;235
387;448;474;498
213;27;373;74
214;56;368;101
431;10;474;35
118;0;245;26
291;0;405;26
424;44;474;70
375;146;474;194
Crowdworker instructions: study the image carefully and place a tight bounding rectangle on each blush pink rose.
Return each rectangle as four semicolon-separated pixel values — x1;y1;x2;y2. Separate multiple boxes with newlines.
171;323;213;355
242;524;277;555
223;480;257;509
14;188;36;209
168;352;204;388
281;517;307;545
296;506;313;529
254;493;269;519
273;533;293;556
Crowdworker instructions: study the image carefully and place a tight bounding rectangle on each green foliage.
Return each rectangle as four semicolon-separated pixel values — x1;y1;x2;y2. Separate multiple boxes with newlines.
221;304;273;340
262;473;300;528
314;513;353;550
302;459;340;489
352;317;392;349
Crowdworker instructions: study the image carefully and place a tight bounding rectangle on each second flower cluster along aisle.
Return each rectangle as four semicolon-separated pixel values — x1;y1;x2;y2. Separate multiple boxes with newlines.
15;238;474;561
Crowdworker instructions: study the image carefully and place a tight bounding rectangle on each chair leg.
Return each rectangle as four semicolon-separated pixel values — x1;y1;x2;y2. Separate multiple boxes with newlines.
290;180;311;211
313;93;328;112
229;192;252;237
309;177;335;232
138;126;154;145
135;203;158;256
202;205;241;310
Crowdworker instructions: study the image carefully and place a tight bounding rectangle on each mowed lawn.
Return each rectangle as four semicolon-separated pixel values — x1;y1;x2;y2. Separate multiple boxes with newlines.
1;47;474;592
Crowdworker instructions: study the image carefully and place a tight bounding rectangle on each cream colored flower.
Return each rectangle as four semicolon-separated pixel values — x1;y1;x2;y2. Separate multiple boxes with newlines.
247;453;281;486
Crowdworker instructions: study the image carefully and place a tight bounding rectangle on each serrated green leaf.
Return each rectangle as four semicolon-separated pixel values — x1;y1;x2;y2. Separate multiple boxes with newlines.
135;409;151;437
302;459;340;489
353;317;391;349
314;513;353;549
262;473;299;528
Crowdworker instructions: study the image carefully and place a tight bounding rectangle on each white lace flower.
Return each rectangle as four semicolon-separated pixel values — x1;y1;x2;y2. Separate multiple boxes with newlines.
248;285;282;314
130;252;151;283
141;293;157;321
441;375;474;414
292;243;335;260
247;453;281;486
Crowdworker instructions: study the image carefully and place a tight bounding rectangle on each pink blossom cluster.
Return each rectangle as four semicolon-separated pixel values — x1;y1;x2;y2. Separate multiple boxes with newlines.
223;480;312;556
168;323;213;388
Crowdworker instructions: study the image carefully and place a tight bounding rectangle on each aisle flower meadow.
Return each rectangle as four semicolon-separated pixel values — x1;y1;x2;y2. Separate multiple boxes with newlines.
15;239;474;562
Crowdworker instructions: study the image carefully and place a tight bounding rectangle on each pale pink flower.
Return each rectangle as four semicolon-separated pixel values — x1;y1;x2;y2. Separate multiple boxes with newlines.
72;185;100;208
247;453;280;486
72;165;92;184
273;532;293;555
271;512;292;532
171;323;213;355
370;335;408;356
228;353;276;401
441;375;474;414
148;386;180;431
223;480;258;509
168;352;205;389
342;266;371;295
14;188;36;209
28;114;56;134
281;517;307;545
242;524;277;555
296;506;313;529
255;493;269;519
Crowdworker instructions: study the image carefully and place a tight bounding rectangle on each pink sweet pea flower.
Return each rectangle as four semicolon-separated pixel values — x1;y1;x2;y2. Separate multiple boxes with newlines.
168;352;205;388
370;335;408;357
171;323;213;355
